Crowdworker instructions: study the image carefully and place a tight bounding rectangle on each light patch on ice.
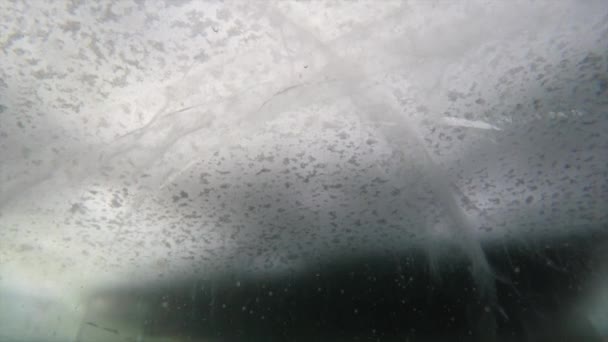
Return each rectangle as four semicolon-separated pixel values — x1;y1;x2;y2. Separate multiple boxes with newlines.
441;117;501;131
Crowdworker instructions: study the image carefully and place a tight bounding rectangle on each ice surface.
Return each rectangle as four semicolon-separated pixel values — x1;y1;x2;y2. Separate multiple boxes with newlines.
0;0;607;341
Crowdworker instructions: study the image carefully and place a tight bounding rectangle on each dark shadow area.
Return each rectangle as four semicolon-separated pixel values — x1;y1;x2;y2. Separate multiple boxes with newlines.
81;229;607;342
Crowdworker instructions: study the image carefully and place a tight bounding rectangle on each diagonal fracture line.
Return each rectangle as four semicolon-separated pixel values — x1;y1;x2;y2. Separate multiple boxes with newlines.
267;2;497;296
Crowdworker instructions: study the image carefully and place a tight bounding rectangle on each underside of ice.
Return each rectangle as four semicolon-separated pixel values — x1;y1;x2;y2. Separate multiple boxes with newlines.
0;1;607;341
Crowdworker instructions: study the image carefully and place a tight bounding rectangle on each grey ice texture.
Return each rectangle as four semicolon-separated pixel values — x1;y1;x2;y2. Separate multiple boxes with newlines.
0;0;607;340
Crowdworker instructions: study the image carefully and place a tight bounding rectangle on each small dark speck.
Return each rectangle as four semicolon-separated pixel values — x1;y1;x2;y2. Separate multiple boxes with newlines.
18;244;34;252
69;203;85;214
110;198;122;208
583;156;594;162
256;168;271;175
337;131;349;140
102;327;119;334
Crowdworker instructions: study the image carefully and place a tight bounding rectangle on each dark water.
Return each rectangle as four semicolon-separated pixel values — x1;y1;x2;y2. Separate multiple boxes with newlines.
77;231;607;342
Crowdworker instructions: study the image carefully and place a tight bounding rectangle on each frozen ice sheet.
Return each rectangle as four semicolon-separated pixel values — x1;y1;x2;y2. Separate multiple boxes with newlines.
0;0;607;341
